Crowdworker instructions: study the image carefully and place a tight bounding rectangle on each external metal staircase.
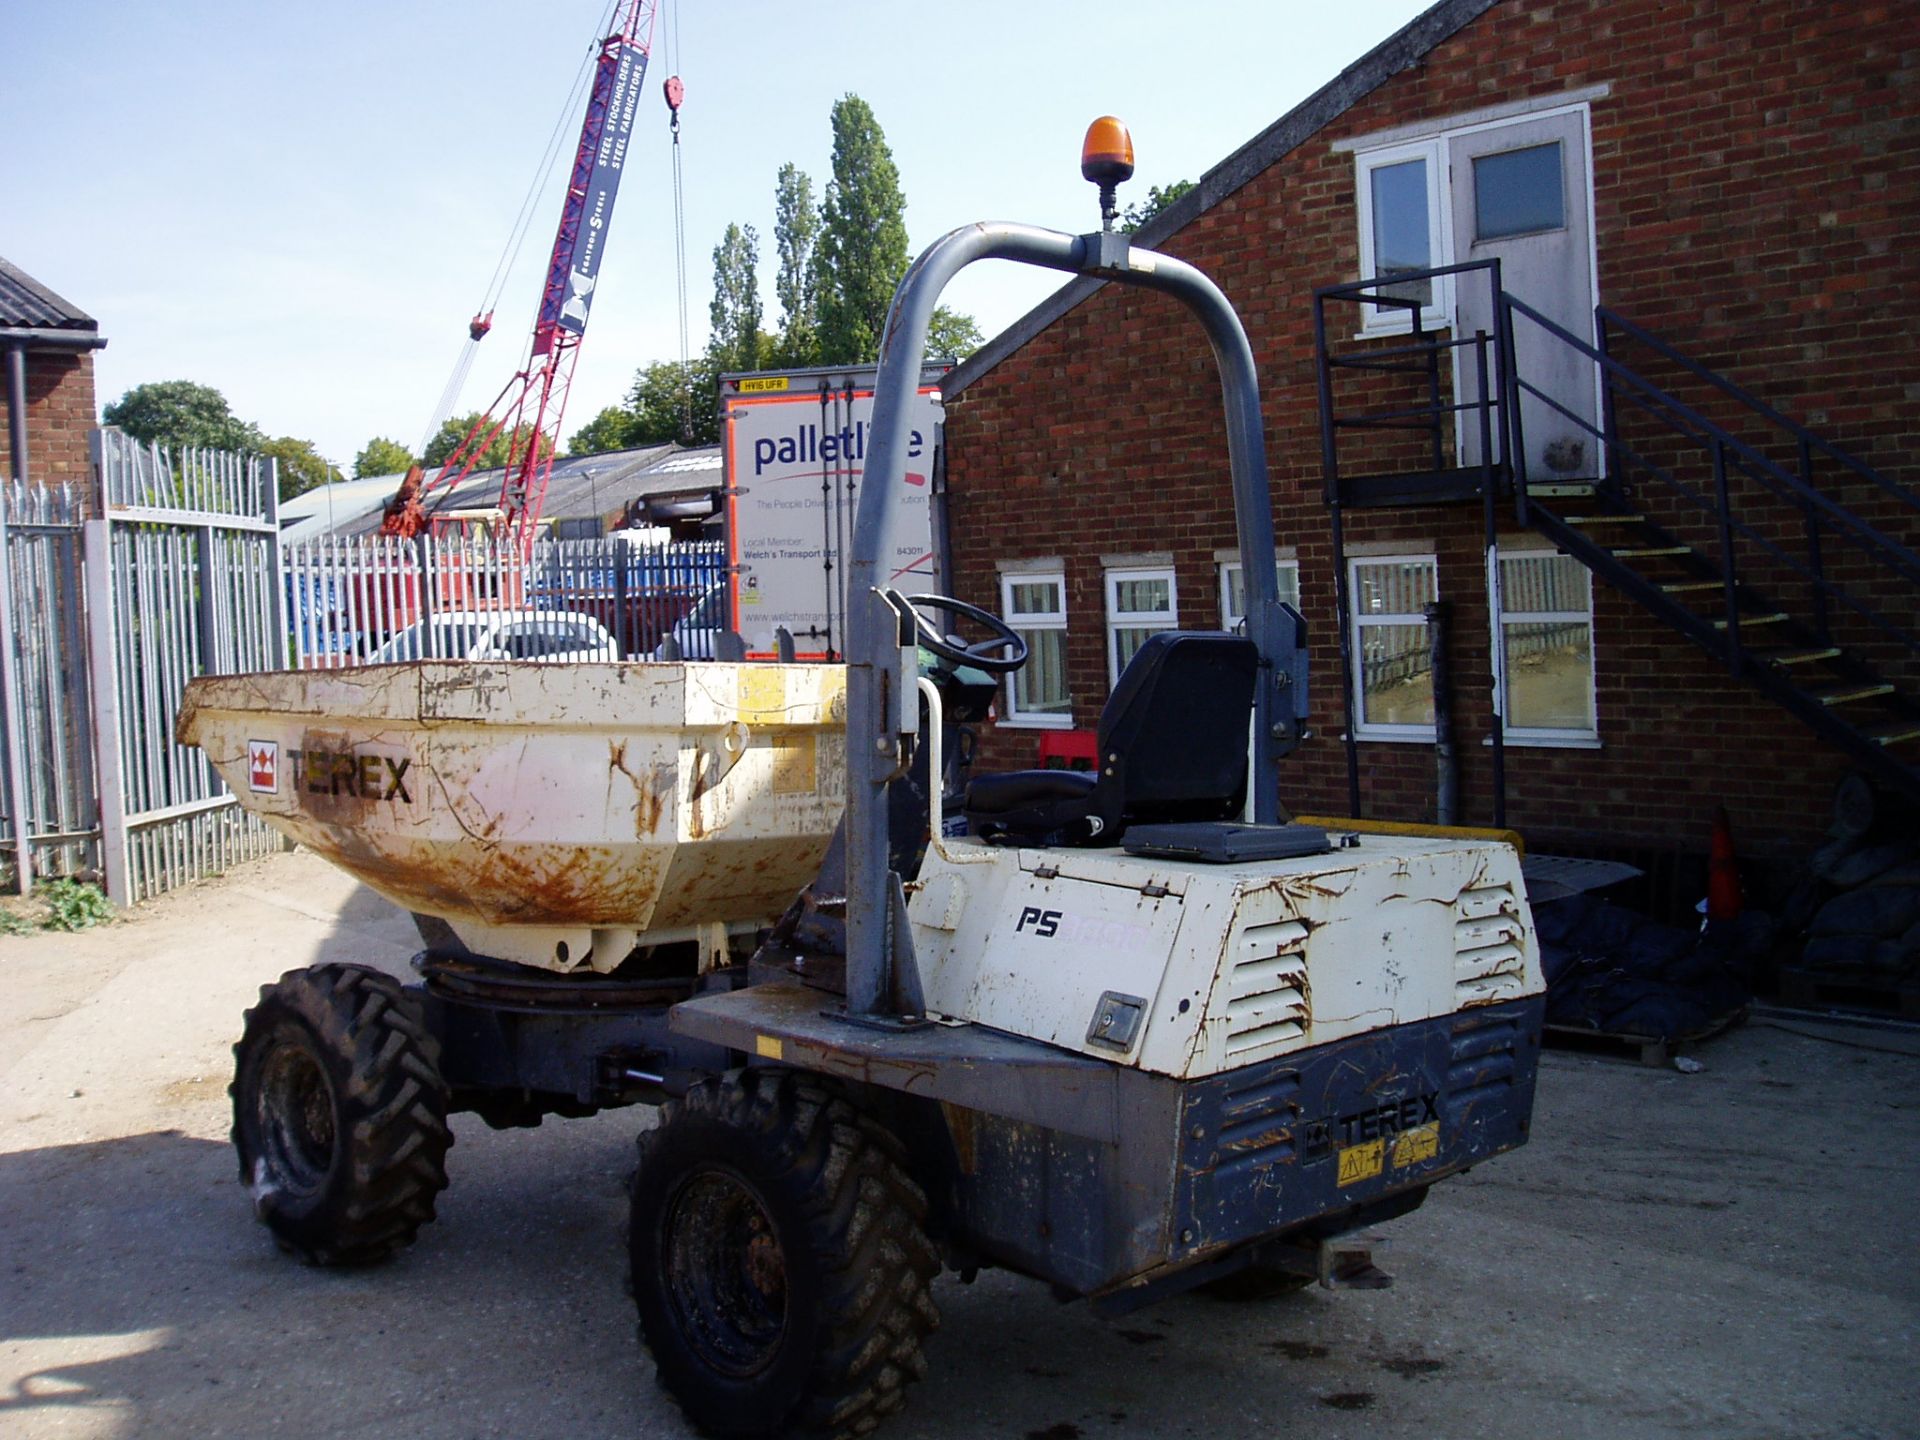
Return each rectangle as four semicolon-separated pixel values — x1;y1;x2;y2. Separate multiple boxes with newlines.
1315;261;1920;808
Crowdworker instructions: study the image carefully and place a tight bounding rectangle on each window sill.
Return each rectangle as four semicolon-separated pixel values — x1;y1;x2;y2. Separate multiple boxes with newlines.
1484;732;1603;750
1346;730;1435;745
1351;318;1452;343
997;715;1077;731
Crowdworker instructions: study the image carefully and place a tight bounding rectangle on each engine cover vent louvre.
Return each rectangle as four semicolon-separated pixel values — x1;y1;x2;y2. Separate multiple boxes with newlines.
1220;919;1310;1059
1454;885;1528;1007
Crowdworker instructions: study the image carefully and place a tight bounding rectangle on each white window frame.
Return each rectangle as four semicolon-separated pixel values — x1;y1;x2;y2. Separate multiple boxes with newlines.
1218;556;1301;632
1104;565;1178;688
1345;94;1606;342
1489;546;1601;747
1353;138;1453;337
997;569;1073;730
1347;554;1438;743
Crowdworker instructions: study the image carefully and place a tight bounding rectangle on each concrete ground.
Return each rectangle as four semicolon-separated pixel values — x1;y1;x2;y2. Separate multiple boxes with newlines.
2;850;1915;1440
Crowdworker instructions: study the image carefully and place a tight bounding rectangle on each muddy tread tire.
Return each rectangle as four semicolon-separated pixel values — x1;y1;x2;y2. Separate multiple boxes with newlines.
630;1069;939;1439
230;963;452;1266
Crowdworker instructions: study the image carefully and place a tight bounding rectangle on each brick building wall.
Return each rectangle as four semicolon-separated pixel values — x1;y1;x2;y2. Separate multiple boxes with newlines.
942;0;1919;866
0;350;99;506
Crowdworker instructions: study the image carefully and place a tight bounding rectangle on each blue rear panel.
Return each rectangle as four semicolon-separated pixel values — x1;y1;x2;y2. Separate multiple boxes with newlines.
1169;996;1543;1262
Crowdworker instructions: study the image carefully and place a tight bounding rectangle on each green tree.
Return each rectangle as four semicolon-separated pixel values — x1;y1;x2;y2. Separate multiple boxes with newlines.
626;356;720;448
568;406;641;457
102;380;261;454
772;162;821;367
259;436;344;501
1122;179;1195;231
352;436;415;479
813;95;911;365
708;222;765;376
422;412;551;471
926;307;984;362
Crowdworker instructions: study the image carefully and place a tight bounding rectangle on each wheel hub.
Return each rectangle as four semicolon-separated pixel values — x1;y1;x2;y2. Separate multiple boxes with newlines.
663;1168;788;1378
256;1040;336;1193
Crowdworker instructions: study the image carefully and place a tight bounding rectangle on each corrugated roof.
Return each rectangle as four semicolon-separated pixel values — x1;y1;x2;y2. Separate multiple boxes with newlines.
318;441;724;538
943;0;1500;397
0;255;98;332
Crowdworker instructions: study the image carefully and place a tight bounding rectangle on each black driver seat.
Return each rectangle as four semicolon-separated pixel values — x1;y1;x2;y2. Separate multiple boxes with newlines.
964;631;1258;846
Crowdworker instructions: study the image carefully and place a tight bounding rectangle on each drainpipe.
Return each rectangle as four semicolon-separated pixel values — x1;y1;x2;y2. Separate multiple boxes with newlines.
1;344;35;891
1427;599;1457;827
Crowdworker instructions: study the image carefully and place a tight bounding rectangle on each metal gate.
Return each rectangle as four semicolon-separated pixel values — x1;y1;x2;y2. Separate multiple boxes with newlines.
284;532;726;665
86;430;286;903
0;482;96;889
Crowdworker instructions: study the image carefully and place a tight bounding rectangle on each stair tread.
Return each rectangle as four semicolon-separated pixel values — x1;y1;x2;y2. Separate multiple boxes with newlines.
1863;720;1920;746
1610;545;1693;558
1759;647;1842;665
1660;581;1722;593
1563;514;1649;526
1810;684;1896;706
1713;612;1789;628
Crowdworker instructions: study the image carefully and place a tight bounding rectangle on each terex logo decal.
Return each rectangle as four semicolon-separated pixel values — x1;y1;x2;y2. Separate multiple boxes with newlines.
1015;906;1061;938
286;747;413;803
247;740;278;793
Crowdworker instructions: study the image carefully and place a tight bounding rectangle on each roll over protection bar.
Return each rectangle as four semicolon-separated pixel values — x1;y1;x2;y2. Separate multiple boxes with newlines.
842;222;1304;1017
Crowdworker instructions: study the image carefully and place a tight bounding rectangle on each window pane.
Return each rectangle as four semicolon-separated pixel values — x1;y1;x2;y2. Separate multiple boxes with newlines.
1223;561;1297;626
1277;564;1300;612
1014;628;1069;715
1360;623;1434;727
1112;576;1170;614
1114;625;1160;677
1355;560;1435;616
1370;158;1432;308
1500;552;1585;614
1474;142;1565;240
1503;620;1593;729
1008;579;1061;616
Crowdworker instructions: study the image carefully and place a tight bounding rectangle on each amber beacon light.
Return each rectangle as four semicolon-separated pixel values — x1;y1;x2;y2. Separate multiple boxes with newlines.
1081;116;1135;229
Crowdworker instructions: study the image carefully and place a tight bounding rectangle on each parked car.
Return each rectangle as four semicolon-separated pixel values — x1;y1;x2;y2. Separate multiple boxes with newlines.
369;610;618;664
648;585;726;661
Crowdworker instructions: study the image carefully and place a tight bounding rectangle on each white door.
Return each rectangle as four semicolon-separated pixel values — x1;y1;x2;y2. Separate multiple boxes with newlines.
1451;111;1599;484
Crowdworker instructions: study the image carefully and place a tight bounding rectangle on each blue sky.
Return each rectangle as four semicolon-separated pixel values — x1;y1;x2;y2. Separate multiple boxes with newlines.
4;1;1431;469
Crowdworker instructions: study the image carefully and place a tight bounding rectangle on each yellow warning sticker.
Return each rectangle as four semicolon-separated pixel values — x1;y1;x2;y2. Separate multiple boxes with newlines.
771;735;817;795
738;376;790;393
1392;1122;1440;1169
1336;1138;1385;1187
738;668;786;724
755;1035;784;1060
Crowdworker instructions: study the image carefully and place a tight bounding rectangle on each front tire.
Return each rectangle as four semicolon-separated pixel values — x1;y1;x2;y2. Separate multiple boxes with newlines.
230;963;452;1265
629;1070;939;1439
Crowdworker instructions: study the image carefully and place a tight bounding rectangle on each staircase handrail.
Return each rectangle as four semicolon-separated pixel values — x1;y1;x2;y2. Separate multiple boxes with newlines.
1503;292;1920;589
1598;305;1920;519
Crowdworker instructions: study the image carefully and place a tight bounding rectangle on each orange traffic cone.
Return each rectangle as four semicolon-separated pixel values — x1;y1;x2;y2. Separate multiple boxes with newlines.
1707;805;1743;922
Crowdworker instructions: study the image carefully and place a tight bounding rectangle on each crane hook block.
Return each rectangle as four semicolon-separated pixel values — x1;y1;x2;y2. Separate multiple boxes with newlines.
663;75;685;113
468;311;494;342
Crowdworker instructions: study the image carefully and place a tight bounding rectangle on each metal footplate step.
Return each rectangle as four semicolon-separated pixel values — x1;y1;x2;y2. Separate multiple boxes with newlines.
1254;1230;1396;1290
1319;1233;1395;1290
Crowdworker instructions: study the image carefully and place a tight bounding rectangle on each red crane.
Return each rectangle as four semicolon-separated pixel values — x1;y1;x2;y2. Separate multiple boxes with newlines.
383;0;670;546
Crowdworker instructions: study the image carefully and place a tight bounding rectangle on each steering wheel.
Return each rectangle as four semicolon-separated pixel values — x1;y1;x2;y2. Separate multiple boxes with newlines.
904;593;1029;674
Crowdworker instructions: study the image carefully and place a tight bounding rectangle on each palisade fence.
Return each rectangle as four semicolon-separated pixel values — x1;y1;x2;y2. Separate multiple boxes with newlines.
85;429;287;902
0;483;96;887
0;427;732;905
286;532;725;666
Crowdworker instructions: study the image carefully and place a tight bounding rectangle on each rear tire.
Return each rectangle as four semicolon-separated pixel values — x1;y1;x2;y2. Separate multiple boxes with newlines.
230;963;452;1265
629;1069;940;1439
